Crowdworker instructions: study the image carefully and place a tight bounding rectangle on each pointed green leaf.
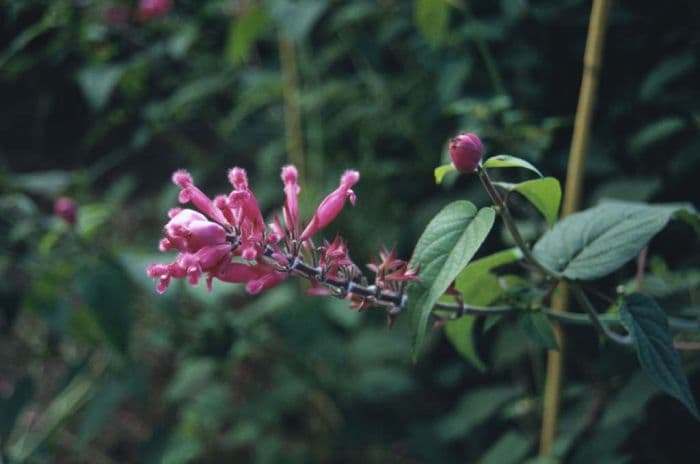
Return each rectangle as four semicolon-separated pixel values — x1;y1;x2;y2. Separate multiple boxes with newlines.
408;202;495;357
517;312;559;350
445;316;485;371
77;65;125;110
533;201;695;280
620;293;700;420
510;177;561;226
454;248;523;305
225;7;269;65
434;163;456;184
414;0;450;47
77;258;133;354
479;431;532;464
483;154;543;177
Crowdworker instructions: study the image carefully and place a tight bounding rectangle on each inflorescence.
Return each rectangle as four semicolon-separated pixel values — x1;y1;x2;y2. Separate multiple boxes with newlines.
147;165;418;324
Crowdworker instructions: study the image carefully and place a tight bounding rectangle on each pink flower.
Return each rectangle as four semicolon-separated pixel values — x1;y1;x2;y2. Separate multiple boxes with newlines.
281;165;300;237
300;170;359;241
160;208;227;253
136;0;172;22
172;170;229;225
54;197;78;226
147;165;364;298
449;132;483;172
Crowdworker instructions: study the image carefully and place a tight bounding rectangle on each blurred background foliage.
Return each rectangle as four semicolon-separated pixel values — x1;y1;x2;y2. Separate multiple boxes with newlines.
1;0;699;462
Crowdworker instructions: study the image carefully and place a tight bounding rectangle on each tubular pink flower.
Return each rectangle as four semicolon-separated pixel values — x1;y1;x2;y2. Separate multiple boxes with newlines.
300;170;359;241
172;169;229;225
245;264;287;295
281;165;300;236
216;262;259;283
227;167;265;232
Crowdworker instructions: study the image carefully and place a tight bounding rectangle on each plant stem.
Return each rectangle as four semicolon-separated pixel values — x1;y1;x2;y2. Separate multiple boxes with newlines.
540;0;612;455
570;284;632;346
478;167;559;280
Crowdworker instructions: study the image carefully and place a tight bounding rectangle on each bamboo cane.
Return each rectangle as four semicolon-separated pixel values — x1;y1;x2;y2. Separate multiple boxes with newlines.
539;0;612;455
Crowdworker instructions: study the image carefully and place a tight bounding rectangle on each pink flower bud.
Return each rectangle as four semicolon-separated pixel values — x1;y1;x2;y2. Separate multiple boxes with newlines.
53;197;78;226
187;220;227;249
171;170;229;225
449;132;483;173
299;170;360;241
281;165;300;236
228;167;248;190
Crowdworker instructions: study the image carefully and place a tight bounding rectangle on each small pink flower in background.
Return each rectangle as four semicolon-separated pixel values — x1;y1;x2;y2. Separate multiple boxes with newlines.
449;132;483;172
54;196;78;226
136;0;173;22
300;170;359;241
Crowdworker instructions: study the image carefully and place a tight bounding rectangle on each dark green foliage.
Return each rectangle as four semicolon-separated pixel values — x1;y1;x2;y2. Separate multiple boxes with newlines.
1;0;699;463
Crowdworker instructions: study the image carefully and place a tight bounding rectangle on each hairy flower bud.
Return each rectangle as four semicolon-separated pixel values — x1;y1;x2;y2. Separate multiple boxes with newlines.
449;132;483;173
54;196;78;226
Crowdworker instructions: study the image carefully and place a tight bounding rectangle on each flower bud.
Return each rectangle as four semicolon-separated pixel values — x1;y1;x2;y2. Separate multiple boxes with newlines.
449;133;483;173
53;197;78;226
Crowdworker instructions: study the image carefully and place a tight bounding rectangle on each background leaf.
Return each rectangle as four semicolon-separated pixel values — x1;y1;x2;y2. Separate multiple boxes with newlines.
517;312;558;350
77;258;133;354
619;293;700;420
408;202;495;356
445;316;485;371
414;0;450;46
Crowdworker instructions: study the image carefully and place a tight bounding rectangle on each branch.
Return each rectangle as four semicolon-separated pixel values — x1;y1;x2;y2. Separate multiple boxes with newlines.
478;167;561;280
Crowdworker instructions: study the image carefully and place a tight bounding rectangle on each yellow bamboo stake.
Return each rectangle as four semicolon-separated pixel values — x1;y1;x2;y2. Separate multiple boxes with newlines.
278;32;306;183
539;0;612;455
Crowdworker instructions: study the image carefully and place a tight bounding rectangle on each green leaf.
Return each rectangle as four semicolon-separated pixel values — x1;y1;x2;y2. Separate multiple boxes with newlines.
533;201;694;280
225;7;268;65
13;170;73;197
517;312;559;350
483;154;543;177
454;248;523;305
435;385;522;442
445;316;485;371
479;431;532;464
434;163;456;184
628;117;686;154
407;202;495;357
0;376;35;443
77;258;133;354
76;378;125;452
77;65;125;110
640;53;695;101
414;0;450;46
619;293;700;420
265;0;328;41
497;177;561;226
